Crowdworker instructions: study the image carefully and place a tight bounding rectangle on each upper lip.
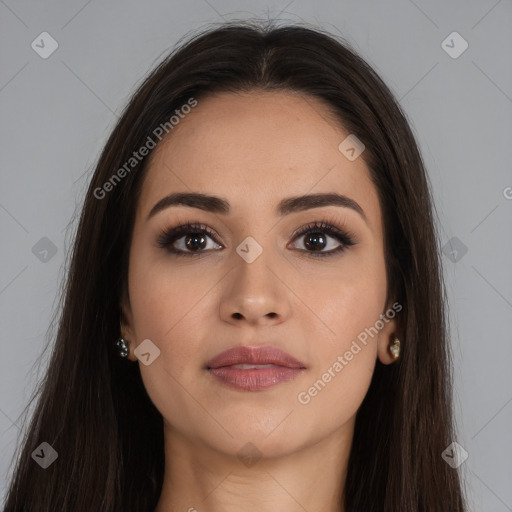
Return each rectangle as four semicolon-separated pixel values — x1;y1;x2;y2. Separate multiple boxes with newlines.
206;346;306;369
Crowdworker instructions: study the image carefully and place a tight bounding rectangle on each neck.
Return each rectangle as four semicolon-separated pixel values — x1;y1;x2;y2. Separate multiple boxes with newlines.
153;419;353;512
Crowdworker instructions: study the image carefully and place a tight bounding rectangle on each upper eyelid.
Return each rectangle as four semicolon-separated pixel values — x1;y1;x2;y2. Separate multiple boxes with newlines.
290;220;350;238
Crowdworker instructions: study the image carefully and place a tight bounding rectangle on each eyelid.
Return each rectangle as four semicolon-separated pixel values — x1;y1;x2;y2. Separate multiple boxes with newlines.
289;219;358;244
155;222;222;250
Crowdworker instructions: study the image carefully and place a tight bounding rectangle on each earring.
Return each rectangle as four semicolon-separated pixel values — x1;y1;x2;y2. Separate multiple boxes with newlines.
115;337;130;358
388;336;401;361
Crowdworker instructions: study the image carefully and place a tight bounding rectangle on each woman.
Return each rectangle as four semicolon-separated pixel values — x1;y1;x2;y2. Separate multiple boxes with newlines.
3;20;466;511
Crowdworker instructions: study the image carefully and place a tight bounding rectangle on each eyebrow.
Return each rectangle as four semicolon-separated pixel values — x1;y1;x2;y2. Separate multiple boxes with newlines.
146;192;368;224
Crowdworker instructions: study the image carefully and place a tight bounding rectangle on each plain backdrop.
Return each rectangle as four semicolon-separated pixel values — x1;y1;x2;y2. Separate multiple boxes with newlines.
1;1;511;510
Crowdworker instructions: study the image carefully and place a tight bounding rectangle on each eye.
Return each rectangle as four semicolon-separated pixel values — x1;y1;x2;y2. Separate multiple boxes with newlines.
156;222;222;257
288;220;357;258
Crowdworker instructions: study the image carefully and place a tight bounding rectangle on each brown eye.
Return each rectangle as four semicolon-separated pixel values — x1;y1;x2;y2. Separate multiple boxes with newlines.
303;232;328;251
290;220;357;258
183;233;208;251
157;223;222;256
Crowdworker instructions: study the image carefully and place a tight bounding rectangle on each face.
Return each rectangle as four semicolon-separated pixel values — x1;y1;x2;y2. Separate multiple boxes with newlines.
121;90;399;458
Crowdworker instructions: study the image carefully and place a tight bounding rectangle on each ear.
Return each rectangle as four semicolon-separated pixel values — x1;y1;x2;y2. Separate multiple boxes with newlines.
376;302;402;365
120;288;138;362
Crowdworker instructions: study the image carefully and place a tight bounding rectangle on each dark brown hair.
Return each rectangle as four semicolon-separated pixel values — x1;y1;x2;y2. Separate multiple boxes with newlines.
3;20;466;511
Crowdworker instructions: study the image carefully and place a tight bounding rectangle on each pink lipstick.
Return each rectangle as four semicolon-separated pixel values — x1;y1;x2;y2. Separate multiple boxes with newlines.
206;345;306;391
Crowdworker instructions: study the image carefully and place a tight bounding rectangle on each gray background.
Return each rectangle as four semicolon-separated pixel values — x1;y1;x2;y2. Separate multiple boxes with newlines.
1;0;511;510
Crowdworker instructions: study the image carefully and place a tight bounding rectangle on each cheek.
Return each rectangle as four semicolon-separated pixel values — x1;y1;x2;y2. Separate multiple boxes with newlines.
302;251;387;345
127;241;209;335
294;255;385;401
291;271;385;435
126;257;215;422
127;249;220;379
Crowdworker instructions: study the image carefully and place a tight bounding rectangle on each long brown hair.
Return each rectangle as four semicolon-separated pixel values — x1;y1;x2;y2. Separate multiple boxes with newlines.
3;20;466;511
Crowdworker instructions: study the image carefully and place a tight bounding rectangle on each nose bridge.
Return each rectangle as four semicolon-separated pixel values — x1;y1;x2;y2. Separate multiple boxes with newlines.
220;232;288;324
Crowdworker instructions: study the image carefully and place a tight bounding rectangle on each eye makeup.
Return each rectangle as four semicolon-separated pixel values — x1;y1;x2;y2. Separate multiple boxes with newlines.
155;216;358;259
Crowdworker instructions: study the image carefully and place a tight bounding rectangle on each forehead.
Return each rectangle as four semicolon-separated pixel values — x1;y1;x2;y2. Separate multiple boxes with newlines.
139;90;381;228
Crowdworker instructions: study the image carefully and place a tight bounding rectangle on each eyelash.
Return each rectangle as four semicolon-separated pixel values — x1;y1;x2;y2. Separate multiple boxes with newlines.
156;219;357;259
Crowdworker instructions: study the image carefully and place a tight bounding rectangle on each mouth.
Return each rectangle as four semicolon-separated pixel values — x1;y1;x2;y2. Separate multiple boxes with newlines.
205;345;306;391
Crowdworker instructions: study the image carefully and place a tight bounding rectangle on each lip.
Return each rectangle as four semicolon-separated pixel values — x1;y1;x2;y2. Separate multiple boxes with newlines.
206;345;306;369
206;345;307;391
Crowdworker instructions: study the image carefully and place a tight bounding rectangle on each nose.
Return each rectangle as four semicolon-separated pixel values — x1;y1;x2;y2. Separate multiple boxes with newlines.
219;252;290;327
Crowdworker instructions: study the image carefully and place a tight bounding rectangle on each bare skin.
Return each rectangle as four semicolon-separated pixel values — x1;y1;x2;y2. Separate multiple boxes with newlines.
120;90;400;512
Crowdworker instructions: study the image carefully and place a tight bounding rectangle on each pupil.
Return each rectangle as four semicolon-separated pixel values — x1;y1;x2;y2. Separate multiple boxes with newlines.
185;233;206;251
304;232;326;251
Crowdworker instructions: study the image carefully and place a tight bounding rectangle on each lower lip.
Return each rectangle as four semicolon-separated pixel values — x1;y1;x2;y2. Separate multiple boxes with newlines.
207;365;304;391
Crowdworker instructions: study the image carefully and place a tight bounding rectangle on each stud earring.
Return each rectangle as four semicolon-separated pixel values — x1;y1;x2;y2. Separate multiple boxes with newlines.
389;336;401;361
115;337;129;358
